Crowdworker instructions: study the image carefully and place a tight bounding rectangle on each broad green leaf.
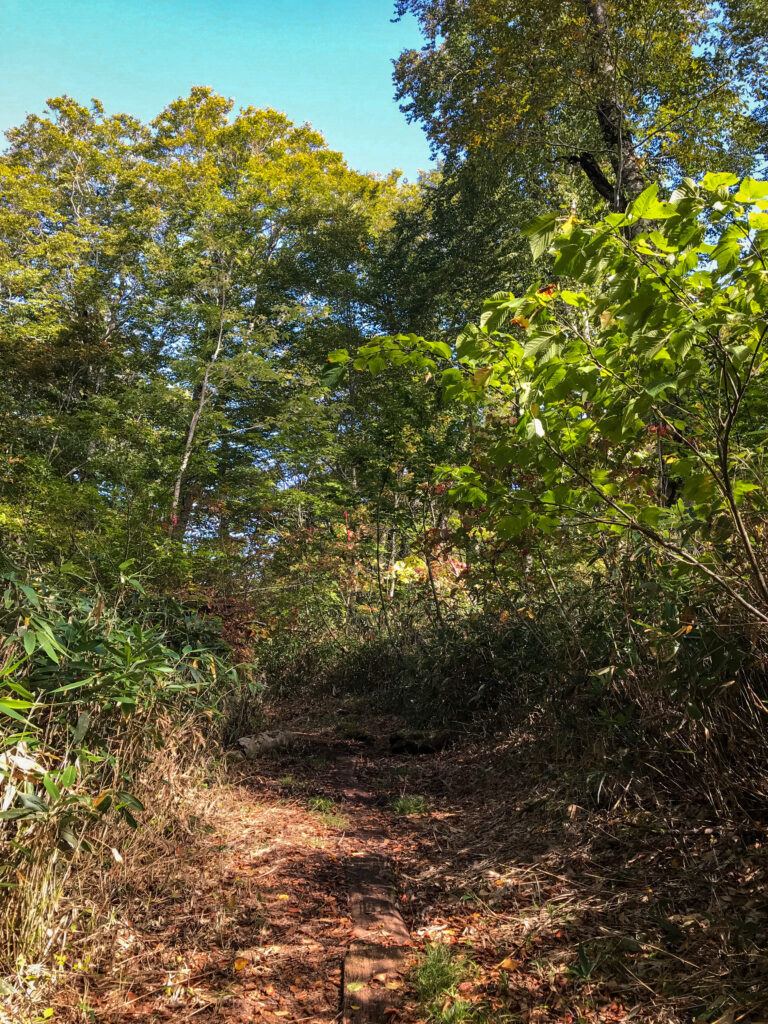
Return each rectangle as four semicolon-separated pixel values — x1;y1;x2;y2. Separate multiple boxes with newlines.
630;183;675;220
522;212;557;260
735;177;768;202
701;172;738;190
43;774;60;803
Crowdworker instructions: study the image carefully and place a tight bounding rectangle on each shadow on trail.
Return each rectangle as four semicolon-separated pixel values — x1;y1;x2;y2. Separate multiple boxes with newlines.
85;724;767;1024
247;724;768;1024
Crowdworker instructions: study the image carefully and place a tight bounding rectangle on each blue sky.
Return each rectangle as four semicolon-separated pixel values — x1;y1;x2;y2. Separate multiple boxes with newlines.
0;0;433;180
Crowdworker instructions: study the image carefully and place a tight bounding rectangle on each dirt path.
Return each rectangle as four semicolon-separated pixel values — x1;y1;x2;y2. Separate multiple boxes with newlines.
77;729;418;1024
64;715;768;1024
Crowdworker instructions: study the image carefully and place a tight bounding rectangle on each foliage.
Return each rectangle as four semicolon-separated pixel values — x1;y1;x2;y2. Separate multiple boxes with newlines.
3;18;768;1005
391;794;430;814
414;943;473;1023
394;0;766;209
346;175;768;628
0;555;242;969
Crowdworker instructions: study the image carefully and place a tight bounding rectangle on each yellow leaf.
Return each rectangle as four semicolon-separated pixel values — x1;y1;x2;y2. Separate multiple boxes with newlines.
277;894;290;900
497;956;520;970
233;958;249;972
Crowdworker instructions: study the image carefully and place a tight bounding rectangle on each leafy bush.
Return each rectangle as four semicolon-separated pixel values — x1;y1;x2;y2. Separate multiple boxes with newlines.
0;555;246;972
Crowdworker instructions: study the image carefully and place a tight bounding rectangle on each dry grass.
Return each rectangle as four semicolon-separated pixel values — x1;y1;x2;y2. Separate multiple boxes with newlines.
0;715;224;1023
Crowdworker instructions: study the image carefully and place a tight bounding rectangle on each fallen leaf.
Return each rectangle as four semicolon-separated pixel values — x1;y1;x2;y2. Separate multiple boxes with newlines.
497;956;520;970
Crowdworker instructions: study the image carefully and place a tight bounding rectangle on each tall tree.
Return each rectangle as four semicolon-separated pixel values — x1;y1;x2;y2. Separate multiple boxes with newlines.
394;0;766;210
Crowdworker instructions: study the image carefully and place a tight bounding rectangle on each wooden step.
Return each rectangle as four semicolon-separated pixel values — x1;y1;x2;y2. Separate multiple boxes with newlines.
342;853;412;1024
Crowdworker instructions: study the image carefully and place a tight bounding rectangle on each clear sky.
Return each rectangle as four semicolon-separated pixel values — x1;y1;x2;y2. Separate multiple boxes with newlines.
0;0;433;180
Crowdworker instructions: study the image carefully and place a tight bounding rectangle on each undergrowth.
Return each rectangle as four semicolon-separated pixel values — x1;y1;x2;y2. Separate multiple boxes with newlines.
392;794;429;815
0;556;257;1014
262;568;768;817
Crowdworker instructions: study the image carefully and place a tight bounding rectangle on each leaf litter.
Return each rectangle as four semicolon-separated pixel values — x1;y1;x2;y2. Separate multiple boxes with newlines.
39;706;767;1024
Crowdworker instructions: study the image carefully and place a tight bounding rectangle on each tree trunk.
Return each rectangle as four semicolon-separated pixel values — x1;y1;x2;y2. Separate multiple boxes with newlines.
168;289;227;537
576;0;646;212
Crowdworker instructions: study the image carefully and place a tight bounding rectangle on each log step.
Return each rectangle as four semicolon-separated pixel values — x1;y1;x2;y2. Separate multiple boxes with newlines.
342;854;411;1024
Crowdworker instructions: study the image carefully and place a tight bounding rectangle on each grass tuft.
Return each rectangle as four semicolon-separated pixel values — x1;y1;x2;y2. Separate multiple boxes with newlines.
307;796;348;829
391;794;429;815
414;943;473;1023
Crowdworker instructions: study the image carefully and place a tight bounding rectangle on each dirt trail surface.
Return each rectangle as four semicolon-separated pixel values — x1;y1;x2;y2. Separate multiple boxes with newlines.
61;710;768;1024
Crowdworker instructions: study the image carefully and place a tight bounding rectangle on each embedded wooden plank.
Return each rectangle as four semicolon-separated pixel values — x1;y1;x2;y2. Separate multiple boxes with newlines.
342;854;411;1024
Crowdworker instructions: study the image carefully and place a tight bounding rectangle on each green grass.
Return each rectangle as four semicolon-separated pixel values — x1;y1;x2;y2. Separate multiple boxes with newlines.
414;943;474;1024
307;796;334;813
391;794;429;815
307;796;349;829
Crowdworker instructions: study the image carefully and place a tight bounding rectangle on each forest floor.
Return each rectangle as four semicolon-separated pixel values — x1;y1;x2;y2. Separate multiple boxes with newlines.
49;700;767;1024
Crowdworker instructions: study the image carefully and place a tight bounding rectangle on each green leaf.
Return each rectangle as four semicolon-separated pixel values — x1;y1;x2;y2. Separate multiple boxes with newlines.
630;183;675;220
732;480;760;503
0;700;33;725
527;418;545;439
426;340;452;359
19;585;40;608
322;363;346;387
58;826;79;850
116;791;145;813
72;710;90;745
43;774;61;803
19;792;48;814
38;635;60;664
735;177;768;202
521;213;557;260
701;172;738;190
